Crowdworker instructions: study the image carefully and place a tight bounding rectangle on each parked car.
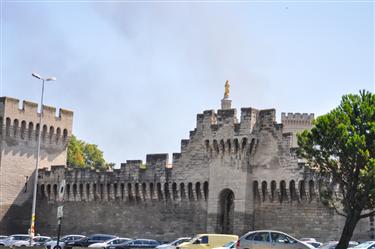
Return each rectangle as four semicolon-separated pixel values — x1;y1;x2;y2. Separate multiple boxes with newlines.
0;236;8;245
350;241;375;249
156;238;191;249
45;235;86;249
298;239;322;248
89;238;132;248
305;241;322;248
236;230;314;249
212;241;236;249
109;239;160;249
0;234;30;247
319;241;360;249
14;236;51;247
178;234;238;249
65;235;117;248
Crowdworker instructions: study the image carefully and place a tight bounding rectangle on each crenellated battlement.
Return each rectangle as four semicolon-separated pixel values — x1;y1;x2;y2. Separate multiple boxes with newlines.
281;112;314;125
0;97;73;122
38;165;209;203
0;97;73;145
40;153;171;183
281;112;314;147
194;107;281;136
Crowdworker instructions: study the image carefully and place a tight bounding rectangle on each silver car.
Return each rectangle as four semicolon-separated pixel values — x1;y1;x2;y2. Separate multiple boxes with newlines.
45;235;86;249
236;230;313;249
156;238;191;249
0;234;30;247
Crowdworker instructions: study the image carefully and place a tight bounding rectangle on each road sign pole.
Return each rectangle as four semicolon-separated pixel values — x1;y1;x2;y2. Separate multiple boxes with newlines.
56;179;65;249
56;217;62;248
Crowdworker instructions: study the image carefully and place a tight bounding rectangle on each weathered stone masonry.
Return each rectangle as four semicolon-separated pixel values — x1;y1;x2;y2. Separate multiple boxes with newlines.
0;94;372;241
0;97;73;234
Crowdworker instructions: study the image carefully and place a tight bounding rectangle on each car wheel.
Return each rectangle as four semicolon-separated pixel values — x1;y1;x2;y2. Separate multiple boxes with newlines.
21;245;26;247
54;246;62;249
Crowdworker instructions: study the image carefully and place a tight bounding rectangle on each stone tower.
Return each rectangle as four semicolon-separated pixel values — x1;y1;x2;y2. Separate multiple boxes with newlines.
281;112;314;147
0;97;73;233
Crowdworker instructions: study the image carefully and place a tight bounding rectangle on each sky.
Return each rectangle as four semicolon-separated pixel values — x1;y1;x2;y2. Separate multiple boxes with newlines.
1;0;374;166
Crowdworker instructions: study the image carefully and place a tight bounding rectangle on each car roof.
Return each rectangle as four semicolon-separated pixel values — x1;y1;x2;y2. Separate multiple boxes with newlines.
91;234;115;236
241;230;299;240
10;234;29;237
131;239;158;242
196;234;238;237
243;230;297;235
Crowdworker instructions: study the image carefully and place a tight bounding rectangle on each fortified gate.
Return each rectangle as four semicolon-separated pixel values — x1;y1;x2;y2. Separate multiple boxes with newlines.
0;83;372;241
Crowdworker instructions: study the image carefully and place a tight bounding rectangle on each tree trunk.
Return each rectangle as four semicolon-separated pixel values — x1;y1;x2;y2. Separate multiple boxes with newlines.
336;211;361;249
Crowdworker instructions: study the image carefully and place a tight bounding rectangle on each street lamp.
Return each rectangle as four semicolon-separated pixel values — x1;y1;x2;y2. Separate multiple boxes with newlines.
29;72;56;244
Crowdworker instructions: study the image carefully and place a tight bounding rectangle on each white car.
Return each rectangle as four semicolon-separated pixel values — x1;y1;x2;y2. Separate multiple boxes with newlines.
45;235;85;249
320;241;360;249
0;234;30;247
156;238;191;249
13;236;51;247
89;238;131;248
236;230;315;249
350;241;375;249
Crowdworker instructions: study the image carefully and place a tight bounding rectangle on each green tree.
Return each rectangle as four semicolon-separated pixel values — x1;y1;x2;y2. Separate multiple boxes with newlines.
297;90;375;249
67;135;113;170
67;135;85;168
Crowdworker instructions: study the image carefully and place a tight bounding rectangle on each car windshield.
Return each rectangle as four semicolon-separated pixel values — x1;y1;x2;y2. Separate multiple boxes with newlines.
189;236;200;243
122;240;132;245
353;242;372;248
171;239;186;246
223;241;234;247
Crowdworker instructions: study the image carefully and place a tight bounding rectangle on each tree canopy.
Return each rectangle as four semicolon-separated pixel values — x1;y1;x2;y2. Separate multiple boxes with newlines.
67;135;114;170
297;90;374;249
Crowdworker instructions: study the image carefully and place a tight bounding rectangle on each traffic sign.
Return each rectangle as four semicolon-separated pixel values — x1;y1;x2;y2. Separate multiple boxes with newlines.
57;206;64;219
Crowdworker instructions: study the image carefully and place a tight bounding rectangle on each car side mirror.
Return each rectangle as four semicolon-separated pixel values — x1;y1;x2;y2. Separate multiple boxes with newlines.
193;240;201;245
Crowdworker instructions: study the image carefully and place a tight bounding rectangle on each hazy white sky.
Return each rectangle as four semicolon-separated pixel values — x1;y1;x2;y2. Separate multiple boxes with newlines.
1;1;374;166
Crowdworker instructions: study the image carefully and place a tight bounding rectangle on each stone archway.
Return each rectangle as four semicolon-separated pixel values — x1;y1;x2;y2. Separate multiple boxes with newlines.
218;188;235;234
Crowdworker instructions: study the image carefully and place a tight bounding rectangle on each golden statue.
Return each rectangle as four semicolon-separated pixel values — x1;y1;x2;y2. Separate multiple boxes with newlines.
224;80;230;98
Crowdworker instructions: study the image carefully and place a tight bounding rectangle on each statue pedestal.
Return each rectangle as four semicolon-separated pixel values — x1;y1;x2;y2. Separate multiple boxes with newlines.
221;97;232;110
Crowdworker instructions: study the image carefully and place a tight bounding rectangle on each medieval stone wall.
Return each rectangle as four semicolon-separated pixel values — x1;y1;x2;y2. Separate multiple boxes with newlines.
1;94;372;242
0;97;73;234
36;198;207;240
252;179;371;241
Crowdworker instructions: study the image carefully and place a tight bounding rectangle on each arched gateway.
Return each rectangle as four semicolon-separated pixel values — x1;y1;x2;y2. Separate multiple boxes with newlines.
218;189;235;233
